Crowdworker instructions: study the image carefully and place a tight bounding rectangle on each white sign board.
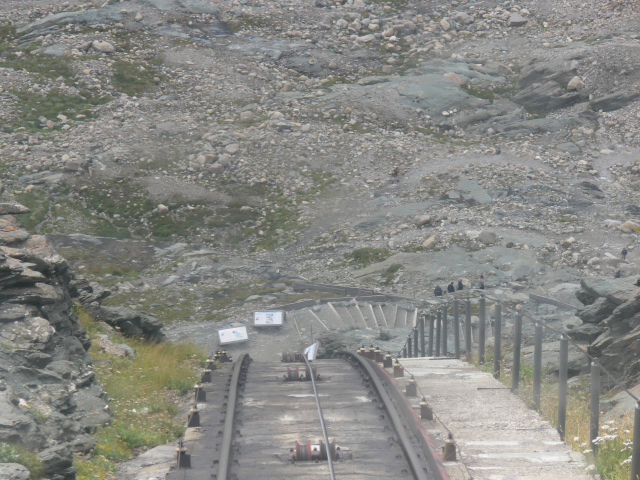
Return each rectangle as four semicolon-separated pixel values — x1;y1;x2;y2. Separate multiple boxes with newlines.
254;311;284;327
304;342;319;361
218;326;249;345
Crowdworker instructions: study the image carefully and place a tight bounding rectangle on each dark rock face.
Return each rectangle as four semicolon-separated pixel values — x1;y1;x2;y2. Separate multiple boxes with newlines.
577;297;617;323
591;91;640;112
98;306;167;342
0;205;110;480
574;277;640;387
512;58;588;113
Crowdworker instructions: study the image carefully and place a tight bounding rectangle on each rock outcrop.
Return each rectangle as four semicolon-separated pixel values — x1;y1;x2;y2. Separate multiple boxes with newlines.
571;277;640;387
0;205;110;480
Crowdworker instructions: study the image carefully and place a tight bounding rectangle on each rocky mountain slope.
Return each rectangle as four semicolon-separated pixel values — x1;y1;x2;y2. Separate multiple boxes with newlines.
0;206;109;480
1;0;640;476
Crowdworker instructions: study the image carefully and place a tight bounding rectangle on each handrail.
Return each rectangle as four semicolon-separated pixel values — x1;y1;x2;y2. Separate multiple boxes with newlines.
528;293;579;311
397;294;640;404
523;314;640;402
302;354;336;480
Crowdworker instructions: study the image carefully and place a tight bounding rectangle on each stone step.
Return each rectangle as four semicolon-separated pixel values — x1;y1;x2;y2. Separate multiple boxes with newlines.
395;358;592;480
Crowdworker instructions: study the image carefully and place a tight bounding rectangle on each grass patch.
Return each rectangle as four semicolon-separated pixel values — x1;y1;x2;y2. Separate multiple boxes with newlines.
149;204;221;240
317;76;353;89
0;443;45;479
344;247;390;267
59;245;145;287
381;263;403;285
103;283;285;323
0;23;16;54
276;291;338;304
15;188;49;232
461;82;495;102
226;15;276;33
5;55;77;84
73;305;207;478
9;89;110;132
413;125;450;142
110;60;158;96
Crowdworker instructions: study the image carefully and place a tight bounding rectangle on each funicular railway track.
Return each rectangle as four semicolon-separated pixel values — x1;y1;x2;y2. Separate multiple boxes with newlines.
168;352;445;480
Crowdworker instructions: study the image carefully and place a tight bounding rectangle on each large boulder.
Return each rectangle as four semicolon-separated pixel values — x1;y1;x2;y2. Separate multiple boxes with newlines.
572;276;640;387
590;323;640;387
513;80;582;112
477;230;497;245
0;463;31;480
99;306;166;341
566;323;606;343
512;58;589;113
591;91;640;112
37;445;74;480
577;297;617;323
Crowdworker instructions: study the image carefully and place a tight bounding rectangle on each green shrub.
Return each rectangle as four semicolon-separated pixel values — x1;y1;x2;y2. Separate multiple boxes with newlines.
344;247;390;267
0;443;45;479
74;306;207;478
74;454;117;480
382;263;403;284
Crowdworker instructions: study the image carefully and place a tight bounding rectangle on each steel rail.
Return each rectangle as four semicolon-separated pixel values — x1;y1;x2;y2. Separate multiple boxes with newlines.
217;353;250;480
341;352;434;480
302;354;336;480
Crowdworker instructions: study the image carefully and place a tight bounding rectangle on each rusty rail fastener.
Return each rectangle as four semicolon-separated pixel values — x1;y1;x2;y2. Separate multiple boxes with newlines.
406;376;417;397
176;440;191;469
201;369;212;383
206;359;217;370
187;407;200;428
285;366;300;381
393;360;404;378
383;354;393;368
194;384;206;402
443;433;456;461
374;348;384;363
420;397;433;420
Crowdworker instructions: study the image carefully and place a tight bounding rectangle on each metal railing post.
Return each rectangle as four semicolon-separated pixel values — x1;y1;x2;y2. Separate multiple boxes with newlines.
493;302;502;378
435;311;441;357
512;312;522;391
419;315;425;357
558;335;568;441
428;314;434;357
479;295;486;364
590;361;600;455
533;323;542;409
442;303;448;357
403;344;407;358
465;297;472;361
413;327;418;358
408;335;413;358
454;299;460;360
631;402;640;480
